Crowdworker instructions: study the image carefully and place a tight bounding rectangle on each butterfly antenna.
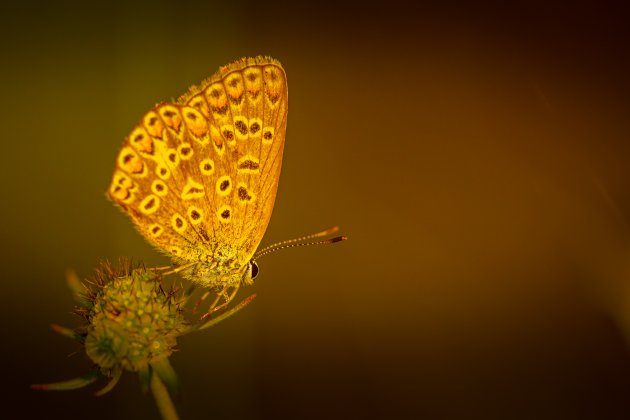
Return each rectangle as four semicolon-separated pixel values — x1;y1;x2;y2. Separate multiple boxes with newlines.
253;226;347;261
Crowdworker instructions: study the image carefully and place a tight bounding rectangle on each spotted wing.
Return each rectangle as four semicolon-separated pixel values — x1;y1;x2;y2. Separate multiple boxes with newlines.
178;57;288;262
108;56;288;267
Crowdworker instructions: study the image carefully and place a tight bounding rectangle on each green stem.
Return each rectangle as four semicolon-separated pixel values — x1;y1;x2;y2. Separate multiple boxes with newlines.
150;372;179;420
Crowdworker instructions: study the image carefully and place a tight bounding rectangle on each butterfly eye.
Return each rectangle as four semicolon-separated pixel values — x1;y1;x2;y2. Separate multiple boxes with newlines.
250;261;259;279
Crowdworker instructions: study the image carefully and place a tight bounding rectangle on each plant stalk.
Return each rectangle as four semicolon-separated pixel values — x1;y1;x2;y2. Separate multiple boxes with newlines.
150;372;179;420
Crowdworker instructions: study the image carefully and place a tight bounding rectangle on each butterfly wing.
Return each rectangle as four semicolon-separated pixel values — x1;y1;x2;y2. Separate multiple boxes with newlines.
108;56;288;277
179;57;289;260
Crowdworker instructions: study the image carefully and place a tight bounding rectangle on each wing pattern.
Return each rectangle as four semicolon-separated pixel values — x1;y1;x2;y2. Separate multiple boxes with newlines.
108;56;288;283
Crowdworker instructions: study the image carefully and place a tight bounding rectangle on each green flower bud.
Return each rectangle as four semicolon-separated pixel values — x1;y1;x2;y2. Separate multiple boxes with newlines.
33;259;255;406
82;262;188;373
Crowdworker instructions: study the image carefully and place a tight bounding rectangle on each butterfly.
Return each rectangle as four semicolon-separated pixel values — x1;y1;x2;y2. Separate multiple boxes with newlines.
108;56;344;297
108;56;288;287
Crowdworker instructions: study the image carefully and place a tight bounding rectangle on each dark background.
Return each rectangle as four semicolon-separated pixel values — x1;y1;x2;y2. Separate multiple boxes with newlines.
3;0;630;418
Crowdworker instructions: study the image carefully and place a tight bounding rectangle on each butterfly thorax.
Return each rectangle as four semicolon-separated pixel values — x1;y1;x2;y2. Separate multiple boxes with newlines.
177;242;252;288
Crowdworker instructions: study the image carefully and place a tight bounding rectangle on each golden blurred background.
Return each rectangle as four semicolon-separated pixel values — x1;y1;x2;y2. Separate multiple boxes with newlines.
4;0;630;418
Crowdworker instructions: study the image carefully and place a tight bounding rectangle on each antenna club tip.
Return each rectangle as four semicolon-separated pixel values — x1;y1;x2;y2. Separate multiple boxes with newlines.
320;226;340;236
332;235;348;243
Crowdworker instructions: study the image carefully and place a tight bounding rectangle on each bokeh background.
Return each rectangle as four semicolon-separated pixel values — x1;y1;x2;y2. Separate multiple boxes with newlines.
3;0;630;418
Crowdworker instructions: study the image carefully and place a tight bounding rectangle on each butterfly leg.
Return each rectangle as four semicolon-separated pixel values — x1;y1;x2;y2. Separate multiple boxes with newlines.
192;290;211;314
192;283;239;316
151;262;196;276
201;283;241;320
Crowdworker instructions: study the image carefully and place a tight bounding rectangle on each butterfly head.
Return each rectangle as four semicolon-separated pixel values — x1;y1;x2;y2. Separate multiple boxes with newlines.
242;260;260;285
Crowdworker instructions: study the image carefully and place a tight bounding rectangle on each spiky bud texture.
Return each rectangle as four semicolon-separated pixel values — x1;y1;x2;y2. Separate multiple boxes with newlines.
80;261;187;373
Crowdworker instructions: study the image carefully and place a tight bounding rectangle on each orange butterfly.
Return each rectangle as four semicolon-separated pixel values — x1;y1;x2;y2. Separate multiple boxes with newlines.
108;56;344;300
